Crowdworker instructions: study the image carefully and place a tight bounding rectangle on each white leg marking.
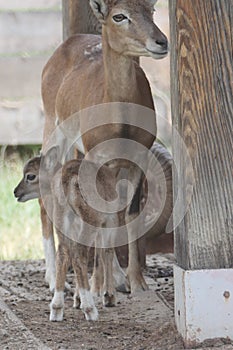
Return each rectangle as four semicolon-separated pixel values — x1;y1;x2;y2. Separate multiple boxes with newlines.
43;236;56;292
79;289;98;321
50;290;64;322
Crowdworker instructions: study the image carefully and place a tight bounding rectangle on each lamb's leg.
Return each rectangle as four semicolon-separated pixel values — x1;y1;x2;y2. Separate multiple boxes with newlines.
90;248;128;296
72;245;98;321
50;243;69;322
101;248;115;307
39;198;56;292
90;247;104;296
126;167;149;293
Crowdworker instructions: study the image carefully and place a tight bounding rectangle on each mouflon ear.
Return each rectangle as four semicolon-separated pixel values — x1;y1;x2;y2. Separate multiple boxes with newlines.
42;146;59;172
148;0;158;6
89;0;108;23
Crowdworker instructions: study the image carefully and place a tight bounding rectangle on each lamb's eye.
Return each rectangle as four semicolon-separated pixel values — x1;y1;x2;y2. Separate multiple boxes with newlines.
112;14;128;22
26;174;36;181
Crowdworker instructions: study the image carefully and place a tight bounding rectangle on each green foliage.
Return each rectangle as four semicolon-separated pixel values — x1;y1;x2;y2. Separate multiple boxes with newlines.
0;155;43;260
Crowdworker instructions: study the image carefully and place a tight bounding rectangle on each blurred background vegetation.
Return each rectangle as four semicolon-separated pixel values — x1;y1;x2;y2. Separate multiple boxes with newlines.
0;145;43;259
0;0;62;260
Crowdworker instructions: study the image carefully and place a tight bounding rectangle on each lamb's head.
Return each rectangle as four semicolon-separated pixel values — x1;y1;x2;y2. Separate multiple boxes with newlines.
14;147;60;202
14;156;41;202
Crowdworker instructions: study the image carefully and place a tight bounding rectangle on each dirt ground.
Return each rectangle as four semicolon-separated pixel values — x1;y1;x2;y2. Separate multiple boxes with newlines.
0;254;233;350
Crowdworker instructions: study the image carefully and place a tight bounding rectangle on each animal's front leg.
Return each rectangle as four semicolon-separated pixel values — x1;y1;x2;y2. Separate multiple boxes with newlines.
39;199;56;292
50;242;69;321
126;167;149;293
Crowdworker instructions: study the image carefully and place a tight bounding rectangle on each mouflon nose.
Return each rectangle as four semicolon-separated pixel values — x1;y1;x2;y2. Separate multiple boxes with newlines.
156;36;168;52
14;186;18;196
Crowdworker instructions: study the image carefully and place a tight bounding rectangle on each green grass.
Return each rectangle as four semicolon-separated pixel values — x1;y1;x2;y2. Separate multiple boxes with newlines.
0;155;43;260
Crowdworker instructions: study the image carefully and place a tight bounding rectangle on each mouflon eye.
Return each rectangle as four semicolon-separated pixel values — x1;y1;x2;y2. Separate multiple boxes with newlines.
26;174;36;181
112;14;128;22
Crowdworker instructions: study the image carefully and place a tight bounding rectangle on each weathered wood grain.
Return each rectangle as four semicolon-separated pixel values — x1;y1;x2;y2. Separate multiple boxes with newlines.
62;0;101;40
170;0;233;269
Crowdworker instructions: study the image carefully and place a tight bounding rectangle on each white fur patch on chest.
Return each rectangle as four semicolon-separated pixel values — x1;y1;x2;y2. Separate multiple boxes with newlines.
84;43;102;61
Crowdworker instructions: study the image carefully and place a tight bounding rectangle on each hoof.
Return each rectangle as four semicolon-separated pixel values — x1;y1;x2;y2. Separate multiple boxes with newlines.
116;281;131;294
103;292;116;307
127;270;149;294
79;289;98;321
114;270;130;293
129;279;149;294
50;291;64;321
50;303;64;322
83;306;99;321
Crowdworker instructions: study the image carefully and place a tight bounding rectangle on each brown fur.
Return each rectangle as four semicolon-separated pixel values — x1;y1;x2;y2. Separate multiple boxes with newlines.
14;151;122;319
40;0;168;293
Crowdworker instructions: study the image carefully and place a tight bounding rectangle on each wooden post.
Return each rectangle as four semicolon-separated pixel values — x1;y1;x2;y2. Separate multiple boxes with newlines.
170;0;233;345
62;0;101;40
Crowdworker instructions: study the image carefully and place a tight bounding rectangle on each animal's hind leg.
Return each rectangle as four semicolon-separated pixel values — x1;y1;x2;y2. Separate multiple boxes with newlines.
126;167;149;293
101;248;116;307
113;250;130;293
90;247;104;296
50;242;69;322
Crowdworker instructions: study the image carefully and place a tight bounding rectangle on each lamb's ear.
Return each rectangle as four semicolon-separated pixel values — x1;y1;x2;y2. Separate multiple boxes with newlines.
148;0;158;6
89;0;108;23
42;146;59;172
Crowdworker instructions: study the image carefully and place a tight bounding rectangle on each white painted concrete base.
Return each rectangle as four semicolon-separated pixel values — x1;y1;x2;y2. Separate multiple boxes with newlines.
174;265;233;347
